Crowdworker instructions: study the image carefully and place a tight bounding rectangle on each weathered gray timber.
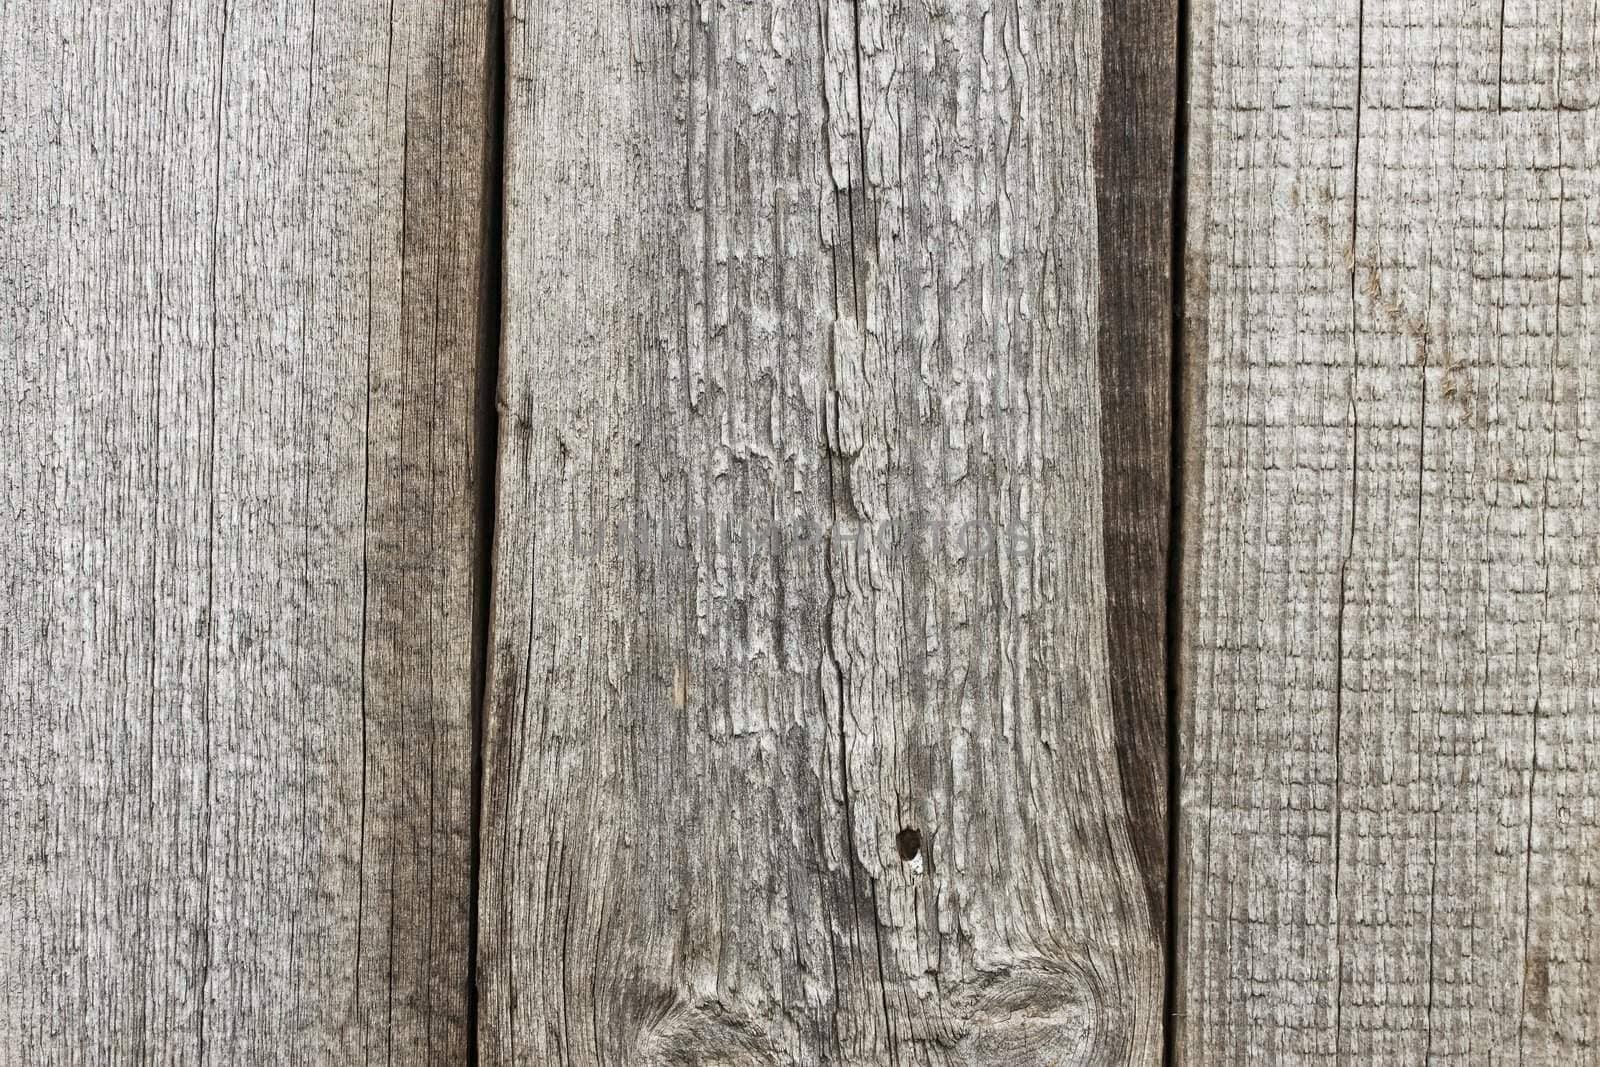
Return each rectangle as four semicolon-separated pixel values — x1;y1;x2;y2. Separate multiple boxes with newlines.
0;1;492;1060
478;0;1175;1063
1177;0;1600;1062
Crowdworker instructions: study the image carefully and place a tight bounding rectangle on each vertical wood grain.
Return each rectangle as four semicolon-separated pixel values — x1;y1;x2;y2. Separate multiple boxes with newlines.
479;0;1174;1062
1099;0;1182;939
0;1;492;1060
1177;0;1600;1061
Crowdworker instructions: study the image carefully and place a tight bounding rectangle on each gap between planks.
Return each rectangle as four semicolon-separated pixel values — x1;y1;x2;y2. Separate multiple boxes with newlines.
467;0;510;1063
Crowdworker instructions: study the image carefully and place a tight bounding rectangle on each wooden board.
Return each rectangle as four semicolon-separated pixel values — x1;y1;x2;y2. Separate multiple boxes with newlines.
1176;0;1600;1061
478;0;1175;1062
0;1;492;1060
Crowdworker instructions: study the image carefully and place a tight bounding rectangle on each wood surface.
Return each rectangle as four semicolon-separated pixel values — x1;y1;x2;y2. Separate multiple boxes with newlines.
0;1;492;1060
10;0;1596;1063
1176;0;1600;1062
477;0;1174;1063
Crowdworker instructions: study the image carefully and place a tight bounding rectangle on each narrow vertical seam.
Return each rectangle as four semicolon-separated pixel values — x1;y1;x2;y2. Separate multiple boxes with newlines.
467;0;508;1062
1162;0;1192;1060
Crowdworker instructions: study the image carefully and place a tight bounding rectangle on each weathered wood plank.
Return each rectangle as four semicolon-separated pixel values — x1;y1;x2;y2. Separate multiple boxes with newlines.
1177;0;1600;1061
479;0;1174;1062
0;2;492;1060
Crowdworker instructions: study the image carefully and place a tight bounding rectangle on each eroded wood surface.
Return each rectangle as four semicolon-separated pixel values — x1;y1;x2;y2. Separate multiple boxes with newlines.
479;0;1174;1063
33;0;1600;1064
0;2;492;1060
1177;0;1600;1061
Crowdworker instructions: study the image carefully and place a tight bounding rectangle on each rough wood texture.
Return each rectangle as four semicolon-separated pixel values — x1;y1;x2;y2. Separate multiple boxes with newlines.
479;0;1173;1063
1177;0;1600;1061
0;2;491;1060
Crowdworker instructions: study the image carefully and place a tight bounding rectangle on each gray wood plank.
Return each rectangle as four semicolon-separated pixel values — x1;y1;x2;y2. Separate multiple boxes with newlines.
0;1;492;1060
479;0;1174;1062
1176;0;1600;1061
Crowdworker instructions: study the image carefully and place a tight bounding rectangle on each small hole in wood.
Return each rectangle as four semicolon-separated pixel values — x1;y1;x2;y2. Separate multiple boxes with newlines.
895;827;921;862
